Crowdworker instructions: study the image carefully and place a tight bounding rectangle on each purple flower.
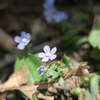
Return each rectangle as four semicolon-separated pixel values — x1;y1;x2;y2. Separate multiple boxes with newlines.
37;66;47;76
53;11;69;22
39;45;57;62
14;31;31;50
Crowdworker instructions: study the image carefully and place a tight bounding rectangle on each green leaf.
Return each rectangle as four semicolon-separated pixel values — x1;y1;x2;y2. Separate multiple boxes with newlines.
26;43;33;48
90;48;100;60
32;95;38;100
60;68;68;75
88;30;100;48
64;36;88;47
58;77;64;86
96;20;100;29
55;61;61;67
63;29;81;40
96;64;100;70
14;51;46;84
12;47;18;51
46;64;59;82
86;76;100;100
90;76;99;97
62;36;88;54
73;36;88;47
57;67;62;72
75;13;88;23
86;89;92;100
62;55;72;68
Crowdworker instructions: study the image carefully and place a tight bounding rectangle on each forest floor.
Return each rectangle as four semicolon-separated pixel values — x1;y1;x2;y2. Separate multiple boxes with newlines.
0;0;100;100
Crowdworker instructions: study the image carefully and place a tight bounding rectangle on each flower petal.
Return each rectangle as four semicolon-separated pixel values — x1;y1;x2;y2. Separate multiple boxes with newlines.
42;57;49;62
21;31;27;38
37;66;45;71
45;15;53;22
43;45;50;53
17;43;25;50
39;53;46;58
26;33;31;40
14;36;21;43
23;39;30;46
39;72;44;76
51;47;57;54
50;54;57;60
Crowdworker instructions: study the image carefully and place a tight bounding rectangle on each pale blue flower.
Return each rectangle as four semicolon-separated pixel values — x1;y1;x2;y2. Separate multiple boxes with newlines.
43;8;56;16
45;14;53;22
14;31;31;50
37;66;46;76
43;0;69;23
39;45;57;62
53;11;69;22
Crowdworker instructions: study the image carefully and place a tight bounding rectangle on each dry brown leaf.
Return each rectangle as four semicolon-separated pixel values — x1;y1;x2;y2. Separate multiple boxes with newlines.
37;92;54;100
63;69;74;80
73;66;89;76
0;62;90;100
20;89;54;100
73;62;89;76
64;62;89;80
0;66;29;91
17;83;49;91
18;84;54;100
19;87;37;100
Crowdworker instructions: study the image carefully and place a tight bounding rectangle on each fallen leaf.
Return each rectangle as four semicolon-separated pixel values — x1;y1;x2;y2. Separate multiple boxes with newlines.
37;92;54;100
19;87;37;100
64;62;89;79
18;84;53;100
0;62;90;100
0;66;29;91
73;66;89;76
21;90;54;100
73;62;89;76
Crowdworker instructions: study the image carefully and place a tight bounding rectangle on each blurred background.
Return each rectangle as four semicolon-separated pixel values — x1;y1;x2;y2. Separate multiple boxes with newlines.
0;0;100;100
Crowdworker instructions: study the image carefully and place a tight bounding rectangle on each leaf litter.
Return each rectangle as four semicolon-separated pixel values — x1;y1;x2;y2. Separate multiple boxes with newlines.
0;62;91;100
